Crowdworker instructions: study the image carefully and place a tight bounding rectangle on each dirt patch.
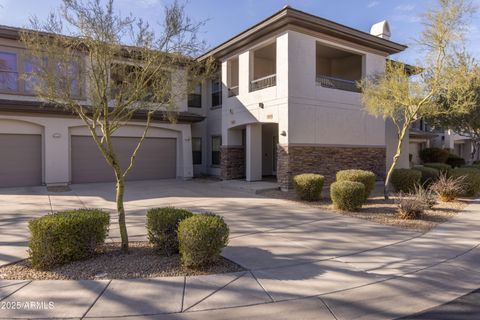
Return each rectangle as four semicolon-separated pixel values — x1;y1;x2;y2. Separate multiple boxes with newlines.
0;242;244;280
259;188;468;233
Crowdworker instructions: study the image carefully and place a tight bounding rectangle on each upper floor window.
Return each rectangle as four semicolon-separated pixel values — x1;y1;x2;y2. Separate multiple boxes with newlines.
211;78;222;107
188;83;202;108
55;60;81;97
24;58;47;93
315;42;362;93
227;57;239;97
110;63;171;103
250;41;276;92
0;52;18;91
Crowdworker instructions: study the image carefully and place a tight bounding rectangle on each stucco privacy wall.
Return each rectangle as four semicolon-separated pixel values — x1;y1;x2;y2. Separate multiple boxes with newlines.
0;114;193;185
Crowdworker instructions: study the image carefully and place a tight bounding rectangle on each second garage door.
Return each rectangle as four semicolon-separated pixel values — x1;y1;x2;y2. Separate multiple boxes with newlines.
71;136;176;184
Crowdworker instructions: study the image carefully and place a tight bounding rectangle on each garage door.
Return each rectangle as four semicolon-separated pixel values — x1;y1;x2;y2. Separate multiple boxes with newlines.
71;136;176;184
0;134;42;188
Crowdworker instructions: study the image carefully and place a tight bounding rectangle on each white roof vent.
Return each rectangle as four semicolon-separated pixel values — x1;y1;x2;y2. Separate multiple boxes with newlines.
370;20;391;40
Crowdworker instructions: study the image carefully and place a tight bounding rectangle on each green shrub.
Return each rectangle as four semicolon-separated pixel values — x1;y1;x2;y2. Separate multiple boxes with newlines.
423;163;452;175
330;181;365;211
419;148;450;163
28;209;110;269
446;154;466;168
462;165;480;170
293;174;325;201
336;169;376;202
450;168;480;197
146;207;193;255
473;160;480;165
413;166;440;186
390;169;422;193
178;213;229;268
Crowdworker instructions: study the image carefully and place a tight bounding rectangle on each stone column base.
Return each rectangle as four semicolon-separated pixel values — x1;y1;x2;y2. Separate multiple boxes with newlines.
277;145;386;190
220;146;245;180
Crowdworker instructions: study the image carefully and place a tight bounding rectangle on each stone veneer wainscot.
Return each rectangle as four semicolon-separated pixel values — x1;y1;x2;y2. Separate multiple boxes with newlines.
277;145;386;190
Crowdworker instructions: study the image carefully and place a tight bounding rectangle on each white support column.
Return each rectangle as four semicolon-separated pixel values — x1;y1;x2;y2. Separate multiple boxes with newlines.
246;123;262;181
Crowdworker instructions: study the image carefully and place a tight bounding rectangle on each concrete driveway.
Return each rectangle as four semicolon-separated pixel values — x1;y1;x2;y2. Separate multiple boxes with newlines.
0;179;480;319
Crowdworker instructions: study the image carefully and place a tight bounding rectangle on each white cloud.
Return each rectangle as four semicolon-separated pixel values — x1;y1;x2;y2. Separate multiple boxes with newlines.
395;4;415;12
367;1;380;8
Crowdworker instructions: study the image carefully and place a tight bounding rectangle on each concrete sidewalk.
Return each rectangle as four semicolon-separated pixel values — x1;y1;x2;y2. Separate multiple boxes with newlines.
0;180;479;319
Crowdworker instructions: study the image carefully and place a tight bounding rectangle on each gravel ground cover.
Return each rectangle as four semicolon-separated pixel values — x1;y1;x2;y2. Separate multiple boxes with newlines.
259;188;468;233
0;241;244;280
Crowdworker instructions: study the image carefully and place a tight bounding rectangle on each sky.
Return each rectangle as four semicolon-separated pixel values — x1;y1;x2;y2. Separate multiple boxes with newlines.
0;0;479;64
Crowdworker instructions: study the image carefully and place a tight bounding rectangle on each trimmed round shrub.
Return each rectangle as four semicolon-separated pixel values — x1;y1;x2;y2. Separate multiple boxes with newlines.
330;181;365;211
413;166;440;186
178;213;229;268
293;174;325;201
419;148;450;163
423;163;452;175
28;209;110;269
450;168;480;197
390;169;422;193
336;169;376;202
146;207;193;255
446;154;466;168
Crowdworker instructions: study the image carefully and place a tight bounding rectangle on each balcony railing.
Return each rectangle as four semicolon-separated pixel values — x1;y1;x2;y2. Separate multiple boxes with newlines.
250;74;276;92
316;75;361;93
228;86;239;97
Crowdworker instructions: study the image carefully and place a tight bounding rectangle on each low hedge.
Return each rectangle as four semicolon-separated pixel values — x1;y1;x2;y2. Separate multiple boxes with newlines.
413;166;440;186
330;181;365;211
450;168;480;197
446;154;466;168
178;213;229;268
473;160;480;165
419;148;450;163
293;174;325;201
336;169;376;202
423;163;452;175
28;209;110;269
146;207;193;255
390;169;422;193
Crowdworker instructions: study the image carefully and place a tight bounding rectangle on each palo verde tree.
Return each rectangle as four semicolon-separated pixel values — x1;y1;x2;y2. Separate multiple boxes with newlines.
427;59;480;161
20;0;214;252
359;0;476;198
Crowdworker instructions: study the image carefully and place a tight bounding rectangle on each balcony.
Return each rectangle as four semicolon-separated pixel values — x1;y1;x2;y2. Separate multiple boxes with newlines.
316;42;362;93
250;74;276;92
316;75;360;93
228;85;239;97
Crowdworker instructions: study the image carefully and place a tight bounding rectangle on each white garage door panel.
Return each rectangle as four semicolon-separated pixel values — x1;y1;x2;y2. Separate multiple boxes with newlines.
71;136;176;184
0;134;42;188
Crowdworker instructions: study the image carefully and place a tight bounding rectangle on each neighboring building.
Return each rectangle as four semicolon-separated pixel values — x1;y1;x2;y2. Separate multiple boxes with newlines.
0;6;408;189
408;118;478;166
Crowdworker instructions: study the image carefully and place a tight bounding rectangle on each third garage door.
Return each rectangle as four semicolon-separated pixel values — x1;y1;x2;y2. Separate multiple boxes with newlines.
71;136;176;184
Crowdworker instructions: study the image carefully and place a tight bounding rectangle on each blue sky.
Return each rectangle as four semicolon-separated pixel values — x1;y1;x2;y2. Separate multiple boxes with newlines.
0;0;479;63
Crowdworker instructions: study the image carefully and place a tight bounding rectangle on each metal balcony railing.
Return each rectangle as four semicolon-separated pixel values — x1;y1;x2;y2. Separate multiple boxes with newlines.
316;75;361;93
228;86;239;97
250;74;276;92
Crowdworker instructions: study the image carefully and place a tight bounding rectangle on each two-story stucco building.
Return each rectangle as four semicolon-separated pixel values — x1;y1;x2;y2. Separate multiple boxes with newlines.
0;6;408;189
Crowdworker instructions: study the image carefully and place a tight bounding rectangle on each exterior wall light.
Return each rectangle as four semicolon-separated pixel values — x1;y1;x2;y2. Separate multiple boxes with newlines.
259;102;264;109
280;130;287;136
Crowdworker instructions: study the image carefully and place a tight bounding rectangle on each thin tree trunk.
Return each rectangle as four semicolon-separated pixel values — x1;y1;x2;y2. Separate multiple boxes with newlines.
113;163;129;253
384;125;409;200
